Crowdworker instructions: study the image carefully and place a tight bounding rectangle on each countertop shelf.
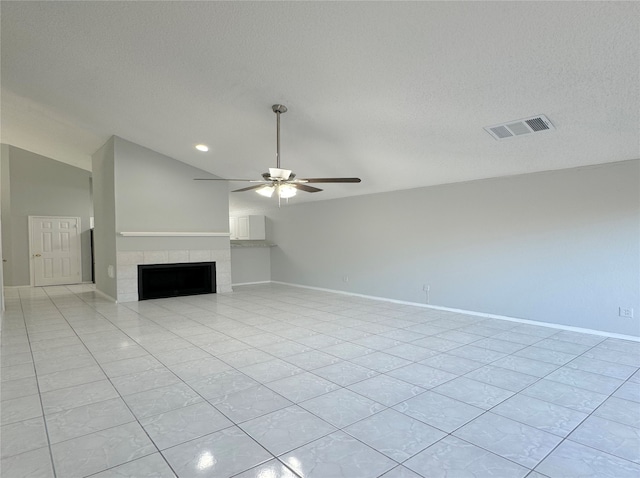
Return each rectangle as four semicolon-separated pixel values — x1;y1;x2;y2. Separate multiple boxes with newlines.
230;240;276;248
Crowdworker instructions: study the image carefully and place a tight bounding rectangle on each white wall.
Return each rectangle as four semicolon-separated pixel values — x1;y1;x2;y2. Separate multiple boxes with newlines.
231;246;272;284
91;138;118;299
1;145;93;286
251;160;639;336
91;136;232;300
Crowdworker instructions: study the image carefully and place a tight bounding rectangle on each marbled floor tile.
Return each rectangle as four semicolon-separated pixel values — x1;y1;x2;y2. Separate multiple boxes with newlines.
162;426;272;478
384;343;440;361
259;340;313;359
101;355;164;378
584;347;640;367
535;439;640;478
0;416;48;459
565;356;637;380
549;330;605;346
217;348;276;368
432;377;514;409
282;350;342;370
613;381;640;403
167;356;232;382
240;405;337;456
515;347;577;366
349;350;412;373
188;369;261;400
300;388;385;428
312;361;379;387
41;379;119;414
0;376;39;401
91;344;151;364
490;355;559;378
453;412;563;469
232;459;300;478
464;365;539;392
533;338;592;355
569;415;640;464
29;335;83;351
491;393;588;437
37;364;107;393
281;430;396;478
240;358;305;383
122;382;203;420
1;362;36;382
45;397;135;444
265;372;340;402
545;367;624;395
348;374;425;407
472;337;528;354
322;342;374;360
141;401;233;450
88;453;176;477
32;343;89;362
0;446;55;478
0;351;33;367
419;353;484;375
155;347;211;365
593;396;640;428
386;363;458;389
211;385;293;423
446;345;508;363
111;368;181;396
345;408;445;461
629;369;640;383
393;391;484;433
34;353;98;376
378;466;424;478
1;394;43;425
521;379;608;413
51;422;157;478
404;436;529;478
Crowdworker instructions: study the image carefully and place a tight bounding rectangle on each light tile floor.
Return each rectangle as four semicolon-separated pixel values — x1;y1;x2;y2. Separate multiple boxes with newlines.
1;283;639;477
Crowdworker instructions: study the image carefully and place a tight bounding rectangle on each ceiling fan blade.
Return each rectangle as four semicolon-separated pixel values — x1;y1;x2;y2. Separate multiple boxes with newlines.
298;177;361;183
194;178;255;181
294;183;323;193
231;184;266;192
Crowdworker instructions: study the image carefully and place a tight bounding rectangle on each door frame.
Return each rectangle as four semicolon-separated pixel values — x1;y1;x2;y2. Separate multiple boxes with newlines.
28;215;82;286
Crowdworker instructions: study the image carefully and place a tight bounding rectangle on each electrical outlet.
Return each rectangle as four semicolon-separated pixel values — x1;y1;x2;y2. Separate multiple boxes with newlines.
619;307;634;318
342;275;349;283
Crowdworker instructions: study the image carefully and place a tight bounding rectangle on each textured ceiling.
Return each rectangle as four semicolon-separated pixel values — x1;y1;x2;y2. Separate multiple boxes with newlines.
1;1;638;211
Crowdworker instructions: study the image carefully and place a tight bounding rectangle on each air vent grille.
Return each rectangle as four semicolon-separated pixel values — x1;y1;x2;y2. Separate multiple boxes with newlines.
484;115;555;140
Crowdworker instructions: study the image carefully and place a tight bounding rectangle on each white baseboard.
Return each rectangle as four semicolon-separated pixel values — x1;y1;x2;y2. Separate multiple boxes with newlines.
271;281;639;342
232;281;272;287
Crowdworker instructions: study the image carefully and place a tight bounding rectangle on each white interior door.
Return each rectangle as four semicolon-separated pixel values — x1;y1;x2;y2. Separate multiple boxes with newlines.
30;216;82;286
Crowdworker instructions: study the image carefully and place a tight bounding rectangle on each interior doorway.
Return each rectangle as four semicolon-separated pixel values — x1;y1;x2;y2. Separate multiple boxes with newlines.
29;216;82;286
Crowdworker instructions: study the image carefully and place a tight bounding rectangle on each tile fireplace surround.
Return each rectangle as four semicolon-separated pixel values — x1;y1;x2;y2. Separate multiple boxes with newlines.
116;249;232;302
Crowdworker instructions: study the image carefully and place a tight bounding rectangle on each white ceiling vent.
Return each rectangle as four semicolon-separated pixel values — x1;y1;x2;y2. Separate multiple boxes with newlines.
484;115;555;140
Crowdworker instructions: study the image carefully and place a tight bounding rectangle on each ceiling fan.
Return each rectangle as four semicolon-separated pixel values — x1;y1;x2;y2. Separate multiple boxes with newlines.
195;105;361;201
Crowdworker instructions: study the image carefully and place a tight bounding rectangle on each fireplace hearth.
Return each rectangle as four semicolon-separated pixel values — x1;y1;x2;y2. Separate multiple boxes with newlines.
138;262;216;300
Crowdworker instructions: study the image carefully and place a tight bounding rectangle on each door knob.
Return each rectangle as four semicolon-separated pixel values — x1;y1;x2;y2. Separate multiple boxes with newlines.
34;254;42;257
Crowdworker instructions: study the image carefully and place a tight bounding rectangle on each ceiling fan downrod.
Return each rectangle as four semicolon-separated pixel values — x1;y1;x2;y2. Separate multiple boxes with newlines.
272;104;287;170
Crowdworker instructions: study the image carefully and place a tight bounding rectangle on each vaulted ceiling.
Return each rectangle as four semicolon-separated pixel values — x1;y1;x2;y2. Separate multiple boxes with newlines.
2;2;638;210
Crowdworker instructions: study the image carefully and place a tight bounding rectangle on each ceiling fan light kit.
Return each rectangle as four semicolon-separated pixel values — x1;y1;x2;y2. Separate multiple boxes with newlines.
194;104;361;204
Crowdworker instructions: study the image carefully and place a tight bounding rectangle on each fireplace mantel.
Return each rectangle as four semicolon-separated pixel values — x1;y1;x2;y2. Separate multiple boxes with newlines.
119;232;230;237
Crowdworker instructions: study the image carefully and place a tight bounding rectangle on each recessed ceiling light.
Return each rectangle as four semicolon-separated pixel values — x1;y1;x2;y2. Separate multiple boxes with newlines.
195;144;209;152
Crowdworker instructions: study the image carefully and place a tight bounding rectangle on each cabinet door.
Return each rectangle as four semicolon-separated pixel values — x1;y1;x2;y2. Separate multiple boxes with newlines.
237;216;250;239
229;217;238;239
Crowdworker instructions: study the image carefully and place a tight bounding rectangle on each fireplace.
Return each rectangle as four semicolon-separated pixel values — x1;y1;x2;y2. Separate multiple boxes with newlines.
138;262;216;300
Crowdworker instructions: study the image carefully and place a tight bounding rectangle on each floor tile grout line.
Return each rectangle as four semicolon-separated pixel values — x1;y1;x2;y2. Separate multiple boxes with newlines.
4;284;639;477
38;285;180;478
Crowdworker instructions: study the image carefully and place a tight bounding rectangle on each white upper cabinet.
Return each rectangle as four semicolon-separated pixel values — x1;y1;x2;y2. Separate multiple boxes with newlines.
229;215;266;240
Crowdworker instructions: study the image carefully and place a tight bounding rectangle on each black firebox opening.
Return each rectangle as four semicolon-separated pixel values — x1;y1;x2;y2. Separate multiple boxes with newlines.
138;262;216;300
